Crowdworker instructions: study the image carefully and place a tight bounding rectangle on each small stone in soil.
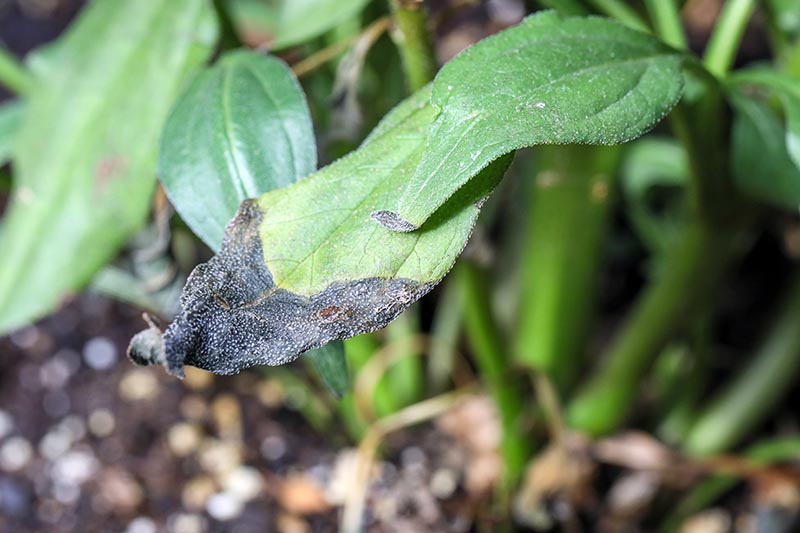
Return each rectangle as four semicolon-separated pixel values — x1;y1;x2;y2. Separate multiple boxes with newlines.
83;337;118;371
0;436;34;471
260;435;287;461
167;423;202;457
119;369;160;402
88;409;115;437
125;516;158;533
206;491;244;521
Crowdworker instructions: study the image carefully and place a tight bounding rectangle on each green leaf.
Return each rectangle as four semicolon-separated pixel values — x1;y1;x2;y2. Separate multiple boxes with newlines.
0;100;23;166
160;50;316;250
620;137;689;254
0;0;218;334
730;68;800;170
128;86;511;376
375;11;685;231
305;340;349;398
730;92;800;208
227;0;371;50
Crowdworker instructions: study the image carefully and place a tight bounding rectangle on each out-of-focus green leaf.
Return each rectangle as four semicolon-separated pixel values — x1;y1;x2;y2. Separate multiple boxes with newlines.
731;68;800;170
305;340;349;398
730;92;800;208
0;0;218;334
374;11;685;231
160;50;316;250
227;0;371;50
621;137;689;254
0;100;22;165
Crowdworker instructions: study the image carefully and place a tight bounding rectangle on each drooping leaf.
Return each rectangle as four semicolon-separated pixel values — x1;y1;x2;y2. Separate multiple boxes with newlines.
373;11;685;231
0;100;23;166
160;50;316;250
227;0;371;50
159;49;345;393
128;86;511;376
730;92;800;208
0;0;218;333
731;68;800;170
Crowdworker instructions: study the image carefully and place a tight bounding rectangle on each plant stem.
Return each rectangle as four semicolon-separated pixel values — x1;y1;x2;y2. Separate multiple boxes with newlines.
683;273;800;456
0;46;34;96
515;145;617;393
644;0;688;50
428;276;464;393
382;308;424;413
567;221;733;436
388;0;437;91
460;261;530;487
703;0;758;76
586;0;650;32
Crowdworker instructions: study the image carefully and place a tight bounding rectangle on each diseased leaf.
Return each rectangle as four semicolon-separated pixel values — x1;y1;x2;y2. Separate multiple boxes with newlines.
128;87;511;376
0;0;218;333
730;92;800;208
159;48;345;392
374;11;685;231
160;50;316;250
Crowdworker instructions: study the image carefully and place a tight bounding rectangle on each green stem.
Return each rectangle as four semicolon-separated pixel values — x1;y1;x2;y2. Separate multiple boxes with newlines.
586;0;650;32
388;0;437;92
515;145;617;393
644;0;688;49
683;273;800;456
0;46;34;96
703;0;758;76
460;262;530;487
567;221;733;436
381;308;424;413
427;276;464;393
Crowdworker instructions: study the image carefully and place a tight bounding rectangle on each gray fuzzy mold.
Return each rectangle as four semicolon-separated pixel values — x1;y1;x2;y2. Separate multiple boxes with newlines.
128;200;433;377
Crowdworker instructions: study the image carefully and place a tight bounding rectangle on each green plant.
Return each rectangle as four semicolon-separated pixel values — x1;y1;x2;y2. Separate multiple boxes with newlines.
2;0;800;529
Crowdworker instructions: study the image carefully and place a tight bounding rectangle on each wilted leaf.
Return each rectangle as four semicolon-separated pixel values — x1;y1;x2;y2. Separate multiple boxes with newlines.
730;92;800;208
373;11;685;231
0;0;218;333
160;50;316;250
128;87;511;376
159;49;345;393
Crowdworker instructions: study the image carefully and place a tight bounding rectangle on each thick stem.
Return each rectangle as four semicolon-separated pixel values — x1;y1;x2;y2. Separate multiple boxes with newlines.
703;0;758;76
388;0;437;92
515;145;617;393
460;262;530;487
683;273;800;456
644;0;688;50
0;46;34;96
567;221;733;436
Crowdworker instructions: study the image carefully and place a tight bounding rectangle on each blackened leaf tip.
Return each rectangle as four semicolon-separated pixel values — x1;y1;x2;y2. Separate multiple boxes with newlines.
370;210;419;232
127;313;166;368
